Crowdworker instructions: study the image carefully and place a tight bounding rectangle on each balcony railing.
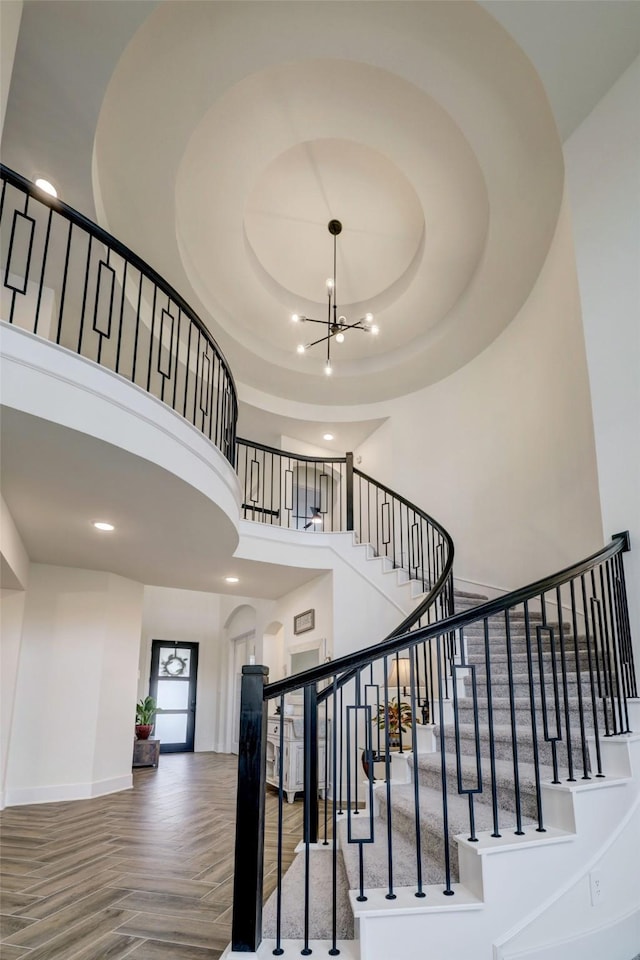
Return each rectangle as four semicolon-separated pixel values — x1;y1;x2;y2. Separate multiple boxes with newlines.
0;165;237;463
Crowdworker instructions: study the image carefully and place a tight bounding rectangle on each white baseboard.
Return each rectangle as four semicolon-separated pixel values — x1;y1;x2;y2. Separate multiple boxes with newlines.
5;773;132;807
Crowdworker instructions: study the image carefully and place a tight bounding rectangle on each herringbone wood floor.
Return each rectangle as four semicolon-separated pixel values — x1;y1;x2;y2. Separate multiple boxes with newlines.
0;752;305;959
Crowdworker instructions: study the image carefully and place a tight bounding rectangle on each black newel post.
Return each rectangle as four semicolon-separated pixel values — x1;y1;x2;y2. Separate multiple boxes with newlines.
231;665;268;953
304;684;319;844
346;451;354;532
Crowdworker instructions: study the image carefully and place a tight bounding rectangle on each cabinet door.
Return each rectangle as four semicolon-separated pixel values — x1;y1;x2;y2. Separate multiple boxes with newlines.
292;742;305;791
266;737;280;787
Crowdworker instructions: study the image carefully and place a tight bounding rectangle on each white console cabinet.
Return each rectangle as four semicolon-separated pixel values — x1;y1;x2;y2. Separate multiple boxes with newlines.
266;716;330;804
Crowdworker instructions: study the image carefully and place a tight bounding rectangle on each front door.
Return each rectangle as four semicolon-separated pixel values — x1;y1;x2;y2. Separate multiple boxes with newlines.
149;640;199;753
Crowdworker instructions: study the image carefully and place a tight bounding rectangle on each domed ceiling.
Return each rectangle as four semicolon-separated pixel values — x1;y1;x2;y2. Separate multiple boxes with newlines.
92;1;564;406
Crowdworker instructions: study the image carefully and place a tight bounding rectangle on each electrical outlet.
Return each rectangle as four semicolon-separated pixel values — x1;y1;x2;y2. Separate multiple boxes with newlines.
589;869;604;906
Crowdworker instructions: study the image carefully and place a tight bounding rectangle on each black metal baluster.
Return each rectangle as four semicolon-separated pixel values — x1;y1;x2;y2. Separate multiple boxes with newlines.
182;319;192;419
114;258;127;375
588;568;610;736
504;610;524;834
330;676;339;956
614;547;637;698
613;552;635;714
353;672;361;815
146;283;158;393
77;234;93;356
34;207;53;338
569;578;590;778
55;220;73;344
269;450;275;525
338;685;344;815
598;564;618;734
171;307;181;411
381;657;395;900
452;641;481;843
192;332;202;430
604;559;626;734
556;585;575;781
536;619;561;785
436;634;454;894
323;696;329;845
214;356;224;445
523;601;545;831
302;684;317;956
581;573;604;776
409;647;425;897
273;693;285;956
132;270;144;386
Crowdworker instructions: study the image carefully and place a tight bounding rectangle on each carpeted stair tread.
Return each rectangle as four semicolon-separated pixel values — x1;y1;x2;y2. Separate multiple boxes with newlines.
379;781;502;836
416;749;569;817
453;589;490;601
454;695;607;726
436;721;592;769
262;847;354;941
337;809;447;892
374;782;536;881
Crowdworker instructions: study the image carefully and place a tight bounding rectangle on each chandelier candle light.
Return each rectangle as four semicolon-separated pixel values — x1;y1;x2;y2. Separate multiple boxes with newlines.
291;219;379;375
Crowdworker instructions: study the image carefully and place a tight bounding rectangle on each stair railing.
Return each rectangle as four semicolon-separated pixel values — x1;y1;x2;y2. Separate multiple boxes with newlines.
236;437;456;747
237;437;453;608
231;533;636;955
0;164;238;463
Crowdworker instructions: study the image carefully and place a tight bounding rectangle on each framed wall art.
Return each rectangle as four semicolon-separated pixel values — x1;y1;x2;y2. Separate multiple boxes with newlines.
293;608;315;635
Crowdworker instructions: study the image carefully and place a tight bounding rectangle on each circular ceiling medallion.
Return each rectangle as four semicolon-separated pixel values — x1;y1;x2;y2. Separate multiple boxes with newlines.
94;1;563;403
243;138;425;305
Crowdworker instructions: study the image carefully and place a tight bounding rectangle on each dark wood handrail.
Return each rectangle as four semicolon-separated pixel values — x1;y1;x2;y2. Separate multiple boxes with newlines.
264;533;628;700
236;436;347;464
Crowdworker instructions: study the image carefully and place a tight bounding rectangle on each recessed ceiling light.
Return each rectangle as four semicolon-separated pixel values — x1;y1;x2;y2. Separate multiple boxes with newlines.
323;433;334;441
93;521;114;531
35;178;57;198
225;576;240;584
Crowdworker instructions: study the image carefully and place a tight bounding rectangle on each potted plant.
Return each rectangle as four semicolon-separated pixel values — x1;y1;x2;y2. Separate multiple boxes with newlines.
135;696;157;740
377;696;414;749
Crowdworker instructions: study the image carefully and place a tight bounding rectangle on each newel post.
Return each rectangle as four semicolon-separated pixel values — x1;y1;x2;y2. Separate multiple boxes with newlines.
231;665;268;953
346;451;354;532
304;684;319;844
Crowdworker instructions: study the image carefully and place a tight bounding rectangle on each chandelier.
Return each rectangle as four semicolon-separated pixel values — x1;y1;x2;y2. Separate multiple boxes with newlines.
291;219;379;375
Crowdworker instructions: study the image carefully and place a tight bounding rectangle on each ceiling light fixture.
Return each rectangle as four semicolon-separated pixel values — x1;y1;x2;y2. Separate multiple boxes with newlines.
225;576;240;583
303;507;324;529
323;433;334;441
291;219;379;374
35;178;57;198
93;521;114;531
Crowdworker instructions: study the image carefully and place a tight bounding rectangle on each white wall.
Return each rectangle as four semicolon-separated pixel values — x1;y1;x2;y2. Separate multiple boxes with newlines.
5;564;143;805
1;493;29;590
140;586;222;752
0;588;26;810
0;0;22;141
273;573;332;674
356;188;602;594
564;56;640;666
0;496;29;808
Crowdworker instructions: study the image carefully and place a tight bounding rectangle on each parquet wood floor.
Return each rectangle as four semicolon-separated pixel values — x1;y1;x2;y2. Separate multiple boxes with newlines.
0;752;305;959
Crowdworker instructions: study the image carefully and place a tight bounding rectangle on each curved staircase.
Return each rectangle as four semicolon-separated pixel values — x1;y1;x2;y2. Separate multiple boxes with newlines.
1;165;637;960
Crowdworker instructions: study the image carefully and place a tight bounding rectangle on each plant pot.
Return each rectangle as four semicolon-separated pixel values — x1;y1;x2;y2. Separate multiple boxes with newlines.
135;724;153;740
